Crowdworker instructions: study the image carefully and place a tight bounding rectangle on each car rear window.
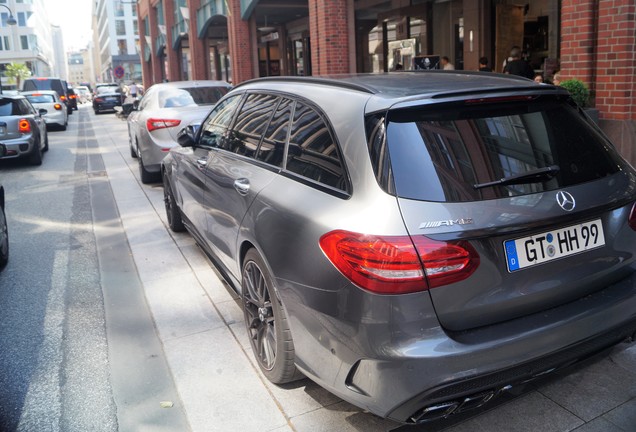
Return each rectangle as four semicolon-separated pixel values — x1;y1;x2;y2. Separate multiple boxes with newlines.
159;87;229;108
0;99;26;116
25;94;55;103
367;98;626;202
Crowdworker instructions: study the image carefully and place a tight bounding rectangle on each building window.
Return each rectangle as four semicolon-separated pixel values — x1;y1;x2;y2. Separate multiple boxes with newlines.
115;2;124;17
116;20;126;36
1;13;7;27
133;19;138;36
131;5;137;17
20;35;28;50
117;39;127;55
0;36;8;50
17;12;28;26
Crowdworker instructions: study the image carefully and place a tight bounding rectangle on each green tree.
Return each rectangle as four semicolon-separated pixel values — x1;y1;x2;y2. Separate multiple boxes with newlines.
4;62;32;90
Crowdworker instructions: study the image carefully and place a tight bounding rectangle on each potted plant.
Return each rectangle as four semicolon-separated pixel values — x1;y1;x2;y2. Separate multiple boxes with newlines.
559;78;599;123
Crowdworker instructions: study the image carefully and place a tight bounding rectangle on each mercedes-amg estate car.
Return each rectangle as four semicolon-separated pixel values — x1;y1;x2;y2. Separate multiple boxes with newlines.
161;72;636;424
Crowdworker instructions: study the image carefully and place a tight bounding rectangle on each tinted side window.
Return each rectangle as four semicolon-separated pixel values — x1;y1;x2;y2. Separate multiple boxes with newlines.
198;95;242;148
286;102;346;190
254;97;292;167
227;93;279;157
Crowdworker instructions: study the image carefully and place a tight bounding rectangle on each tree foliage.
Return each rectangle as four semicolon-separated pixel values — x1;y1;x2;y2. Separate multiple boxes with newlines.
4;63;32;89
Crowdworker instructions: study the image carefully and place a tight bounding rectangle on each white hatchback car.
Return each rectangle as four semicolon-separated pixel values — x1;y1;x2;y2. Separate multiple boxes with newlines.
22;90;68;130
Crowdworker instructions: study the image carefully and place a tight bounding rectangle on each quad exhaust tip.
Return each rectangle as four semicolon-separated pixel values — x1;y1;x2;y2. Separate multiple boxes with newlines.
409;385;513;423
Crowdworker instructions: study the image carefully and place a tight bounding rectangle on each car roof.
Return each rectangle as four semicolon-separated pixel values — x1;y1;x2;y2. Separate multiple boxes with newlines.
0;94;25;100
235;71;570;111
148;80;231;90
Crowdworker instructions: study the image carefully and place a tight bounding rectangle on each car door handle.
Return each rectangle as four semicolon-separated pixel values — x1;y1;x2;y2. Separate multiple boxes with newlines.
233;178;250;195
197;158;207;169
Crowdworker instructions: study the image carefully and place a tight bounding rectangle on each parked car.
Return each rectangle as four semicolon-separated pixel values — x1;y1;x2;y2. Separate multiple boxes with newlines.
21;90;68;130
66;87;78;111
128;80;231;183
0;147;8;271
0;94;48;165
22;77;71;115
162;72;636;424
93;83;123;114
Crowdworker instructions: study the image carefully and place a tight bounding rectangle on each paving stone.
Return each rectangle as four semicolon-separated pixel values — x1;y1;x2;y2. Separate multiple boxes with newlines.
538;358;636;422
603;399;636;431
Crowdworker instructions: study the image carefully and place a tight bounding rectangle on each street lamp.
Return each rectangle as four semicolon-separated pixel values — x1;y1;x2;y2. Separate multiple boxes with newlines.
0;5;16;94
0;5;17;26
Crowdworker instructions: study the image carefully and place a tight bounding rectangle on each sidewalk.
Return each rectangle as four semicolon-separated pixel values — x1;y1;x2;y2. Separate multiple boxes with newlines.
92;111;636;432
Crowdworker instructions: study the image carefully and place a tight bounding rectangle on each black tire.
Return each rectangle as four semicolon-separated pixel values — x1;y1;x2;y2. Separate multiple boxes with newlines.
138;151;158;184
43;132;49;152
28;138;42;166
242;249;302;384
0;200;8;271
94;110;99;115
129;130;138;158
163;174;185;232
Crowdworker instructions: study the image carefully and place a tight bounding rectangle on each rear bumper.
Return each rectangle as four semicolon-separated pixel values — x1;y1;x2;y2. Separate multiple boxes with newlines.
284;270;636;423
0;136;36;159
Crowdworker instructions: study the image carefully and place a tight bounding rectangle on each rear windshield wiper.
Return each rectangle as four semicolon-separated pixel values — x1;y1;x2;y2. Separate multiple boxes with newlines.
473;165;560;190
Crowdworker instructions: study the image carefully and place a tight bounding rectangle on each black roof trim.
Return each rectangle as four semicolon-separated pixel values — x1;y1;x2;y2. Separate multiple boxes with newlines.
235;76;377;94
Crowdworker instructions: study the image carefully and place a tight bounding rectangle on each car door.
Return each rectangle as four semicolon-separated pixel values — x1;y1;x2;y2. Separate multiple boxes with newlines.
173;94;244;241
203;93;287;279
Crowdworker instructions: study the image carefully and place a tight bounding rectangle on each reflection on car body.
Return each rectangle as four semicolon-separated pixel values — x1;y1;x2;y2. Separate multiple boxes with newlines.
161;73;636;424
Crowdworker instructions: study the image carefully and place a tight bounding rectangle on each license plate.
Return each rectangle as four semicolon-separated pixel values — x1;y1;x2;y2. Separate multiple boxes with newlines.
504;219;605;272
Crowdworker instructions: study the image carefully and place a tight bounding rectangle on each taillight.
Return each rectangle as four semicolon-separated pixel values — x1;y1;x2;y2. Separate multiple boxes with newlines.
54;103;62;110
319;230;479;294
60;95;67;101
147;118;181;132
18;119;31;133
94;97;103;103
629;203;636;231
70;94;76;99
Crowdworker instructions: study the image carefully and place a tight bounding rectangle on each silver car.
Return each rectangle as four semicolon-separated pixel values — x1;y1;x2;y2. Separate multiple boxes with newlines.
161;73;636;424
127;80;231;183
0;94;48;165
22;90;69;130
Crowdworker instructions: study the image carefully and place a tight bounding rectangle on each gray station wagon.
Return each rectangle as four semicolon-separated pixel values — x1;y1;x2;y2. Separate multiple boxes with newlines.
161;72;636;424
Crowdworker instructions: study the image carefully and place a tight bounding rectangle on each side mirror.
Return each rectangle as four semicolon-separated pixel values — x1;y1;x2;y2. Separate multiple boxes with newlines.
38;108;48;116
177;124;199;147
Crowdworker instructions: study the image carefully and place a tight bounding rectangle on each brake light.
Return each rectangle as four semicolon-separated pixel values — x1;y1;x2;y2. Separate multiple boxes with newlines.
319;230;479;294
60;95;67;101
18;119;31;133
54;103;62;110
94;97;103;103
629;203;636;231
69;94;76;99
147;118;181;132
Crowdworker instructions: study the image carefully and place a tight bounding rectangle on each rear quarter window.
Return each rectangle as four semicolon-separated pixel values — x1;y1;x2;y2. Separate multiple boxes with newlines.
285;101;348;192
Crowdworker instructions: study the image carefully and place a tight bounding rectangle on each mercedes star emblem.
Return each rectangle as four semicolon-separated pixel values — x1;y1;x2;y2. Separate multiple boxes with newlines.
556;191;576;212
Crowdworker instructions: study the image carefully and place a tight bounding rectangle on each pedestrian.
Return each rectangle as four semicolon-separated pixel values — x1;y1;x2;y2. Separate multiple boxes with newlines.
479;57;492;72
503;46;534;79
534;73;544;83
129;81;139;99
552;72;562;85
441;56;455;70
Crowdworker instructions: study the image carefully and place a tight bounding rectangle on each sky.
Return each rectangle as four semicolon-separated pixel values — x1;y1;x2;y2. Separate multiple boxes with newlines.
44;0;93;51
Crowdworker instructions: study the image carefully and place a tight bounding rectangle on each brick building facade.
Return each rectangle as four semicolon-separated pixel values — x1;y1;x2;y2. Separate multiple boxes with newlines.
136;0;635;164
